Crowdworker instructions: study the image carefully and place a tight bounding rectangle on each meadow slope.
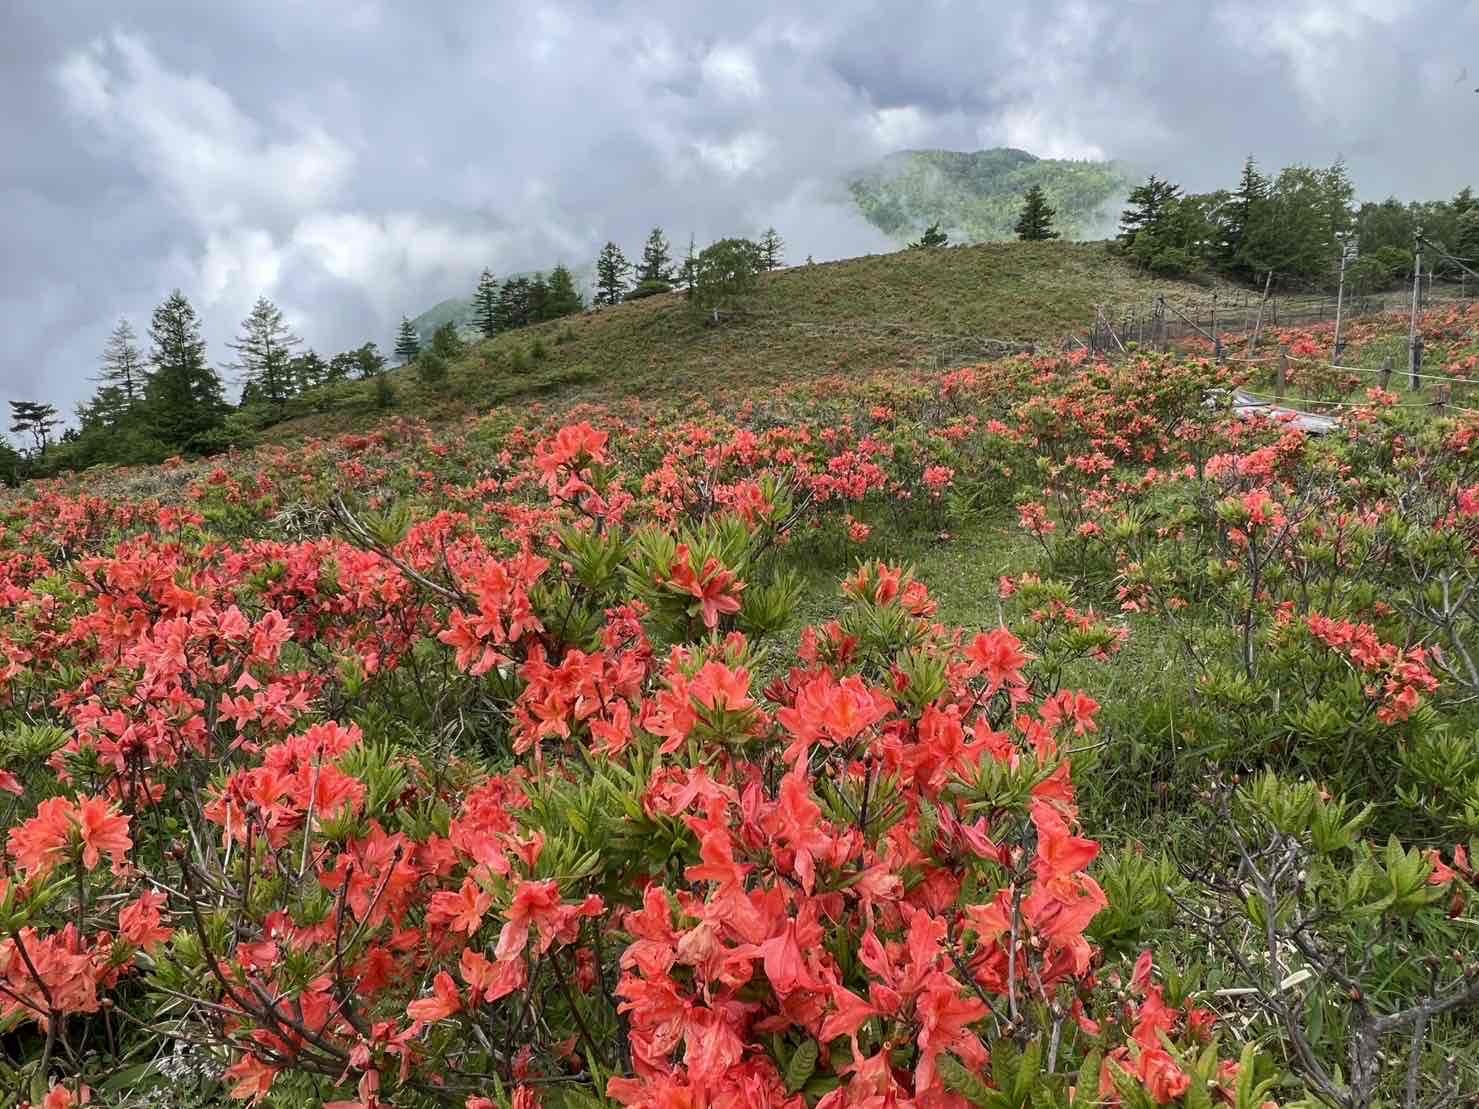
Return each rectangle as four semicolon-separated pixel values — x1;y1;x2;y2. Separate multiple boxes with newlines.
264;241;1217;442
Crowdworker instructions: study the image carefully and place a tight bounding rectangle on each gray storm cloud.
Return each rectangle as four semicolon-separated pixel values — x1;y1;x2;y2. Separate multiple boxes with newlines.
3;0;1477;420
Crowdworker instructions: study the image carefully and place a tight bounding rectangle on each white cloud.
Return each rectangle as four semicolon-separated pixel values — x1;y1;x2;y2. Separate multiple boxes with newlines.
702;44;764;100
54;31;353;228
695;131;774;178
197;227;284;305
869;106;930;151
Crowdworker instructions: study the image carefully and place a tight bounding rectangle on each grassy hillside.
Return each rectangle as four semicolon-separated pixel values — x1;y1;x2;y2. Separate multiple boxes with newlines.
850;147;1135;244
267;240;1214;441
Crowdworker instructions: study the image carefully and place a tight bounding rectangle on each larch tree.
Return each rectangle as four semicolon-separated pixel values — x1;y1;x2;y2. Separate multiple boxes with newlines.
96;318;149;420
228;297;302;409
758;227;784;270
144;290;226;451
636;228;674;284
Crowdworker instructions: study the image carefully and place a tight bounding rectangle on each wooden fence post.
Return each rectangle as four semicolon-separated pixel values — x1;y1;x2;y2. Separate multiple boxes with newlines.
1379;355;1392;391
1276;347;1288;400
1435;384;1450;416
1410;335;1423;392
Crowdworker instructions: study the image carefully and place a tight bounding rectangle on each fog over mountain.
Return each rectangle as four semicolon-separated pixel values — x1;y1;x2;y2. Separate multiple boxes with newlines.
5;1;1478;418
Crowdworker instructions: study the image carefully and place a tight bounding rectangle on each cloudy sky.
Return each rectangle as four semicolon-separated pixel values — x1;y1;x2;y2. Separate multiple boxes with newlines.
5;0;1478;421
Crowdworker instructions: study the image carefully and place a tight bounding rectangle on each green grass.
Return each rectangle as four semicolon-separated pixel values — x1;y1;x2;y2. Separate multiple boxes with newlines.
263;241;1224;442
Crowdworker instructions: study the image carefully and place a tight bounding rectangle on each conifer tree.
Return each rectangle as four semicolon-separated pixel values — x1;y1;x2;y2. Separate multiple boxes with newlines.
910;222;948;249
496;278;532;331
1222;156;1271;277
680;234;698;298
1117;175;1182;246
527;273;551;323
1014;186;1060;241
594;242;631;307
97;318;148;417
394;317;421;364
473;269;499;338
326;352;357;384
289;351;327;394
431;321;464;360
355;342;387;379
8;401;59;455
145;290;226;451
544;265;584;318
758;227;784;270
228;297;301;409
636;228;674;284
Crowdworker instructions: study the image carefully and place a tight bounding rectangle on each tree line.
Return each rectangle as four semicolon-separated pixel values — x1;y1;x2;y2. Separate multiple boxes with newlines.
4;290;395;479
1115;155;1479;288
2;221;800;479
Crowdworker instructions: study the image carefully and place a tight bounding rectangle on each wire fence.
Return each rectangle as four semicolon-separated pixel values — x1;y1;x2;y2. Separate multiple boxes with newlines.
1084;287;1478;355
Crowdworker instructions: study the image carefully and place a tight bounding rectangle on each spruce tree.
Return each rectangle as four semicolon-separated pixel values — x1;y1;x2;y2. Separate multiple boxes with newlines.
473;269;499;338
636;228;674;284
228;297;302;409
145;290;226;451
394;317;421;364
544;265;584;318
1014;186;1060;241
594;242;631;307
97;318;148;418
758;227;784;270
8;401;59;455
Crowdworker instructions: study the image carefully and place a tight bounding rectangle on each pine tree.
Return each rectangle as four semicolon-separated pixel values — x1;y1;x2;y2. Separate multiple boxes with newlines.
594;242;631;307
395;317;421;364
680;234;698;299
911;222;948;249
758;227;784;270
145;290;226;451
96;318;148;419
473;269;499;338
8;401;59;455
544;265;584;318
636;228;674;284
1014;186;1060;241
354;343;387;379
228;297;302;409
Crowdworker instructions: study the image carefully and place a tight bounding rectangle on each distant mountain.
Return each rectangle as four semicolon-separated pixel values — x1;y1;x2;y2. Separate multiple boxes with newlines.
410;263;596;341
848;148;1135;244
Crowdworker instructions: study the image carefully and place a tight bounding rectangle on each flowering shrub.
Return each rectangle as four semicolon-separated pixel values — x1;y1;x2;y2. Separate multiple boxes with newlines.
3;307;1479;1104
